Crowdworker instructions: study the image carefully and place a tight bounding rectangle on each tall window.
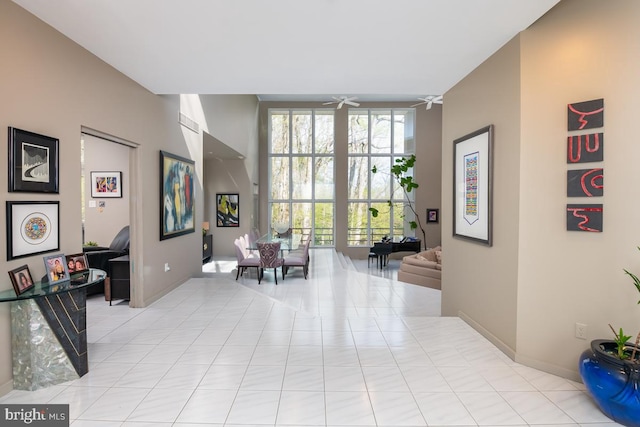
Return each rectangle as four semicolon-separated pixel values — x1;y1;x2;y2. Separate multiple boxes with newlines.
268;109;335;246
347;109;416;246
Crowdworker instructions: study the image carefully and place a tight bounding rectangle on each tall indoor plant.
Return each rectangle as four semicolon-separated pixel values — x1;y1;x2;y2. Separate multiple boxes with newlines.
578;248;640;427
369;155;426;246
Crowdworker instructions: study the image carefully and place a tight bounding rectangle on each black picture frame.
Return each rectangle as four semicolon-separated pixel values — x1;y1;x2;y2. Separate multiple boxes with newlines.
160;150;195;240
8;264;35;296
7;201;60;260
216;193;240;227
90;171;123;198
453;125;494;246
427;208;439;224
8;127;59;193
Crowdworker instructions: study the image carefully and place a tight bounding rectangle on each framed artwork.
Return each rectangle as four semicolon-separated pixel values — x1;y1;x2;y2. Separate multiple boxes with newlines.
65;253;89;274
453;125;494;246
427;208;439;224
90;171;122;198
8;127;59;193
567;204;603;232
160;150;195;240
568;98;604;131
43;254;70;284
216;193;239;227
7;201;60;260
567;168;603;197
567;133;603;164
8;264;35;296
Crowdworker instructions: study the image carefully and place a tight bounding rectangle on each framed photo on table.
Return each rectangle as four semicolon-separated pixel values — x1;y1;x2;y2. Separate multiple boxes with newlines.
8;264;35;296
8;127;59;193
43;254;70;284
90;171;122;198
453;125;494;246
6;201;60;260
160;150;195;240
65;253;89;274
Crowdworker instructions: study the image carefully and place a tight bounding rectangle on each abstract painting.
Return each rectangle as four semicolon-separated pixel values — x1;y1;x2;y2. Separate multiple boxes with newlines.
567;204;603;232
567;168;603;197
216;193;239;227
567;133;603;164
568;99;604;131
160;151;195;240
90;171;122;198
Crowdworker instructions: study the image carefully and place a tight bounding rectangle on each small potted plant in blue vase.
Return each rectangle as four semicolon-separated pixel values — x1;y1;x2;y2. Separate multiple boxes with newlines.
579;248;640;427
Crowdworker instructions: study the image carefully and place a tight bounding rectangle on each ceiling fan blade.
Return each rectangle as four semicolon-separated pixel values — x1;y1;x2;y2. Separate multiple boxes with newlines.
426;101;433;110
345;100;360;107
337;100;345;109
322;101;335;105
410;101;426;107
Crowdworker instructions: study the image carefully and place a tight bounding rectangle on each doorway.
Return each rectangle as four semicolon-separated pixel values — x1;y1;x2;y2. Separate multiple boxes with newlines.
81;129;140;306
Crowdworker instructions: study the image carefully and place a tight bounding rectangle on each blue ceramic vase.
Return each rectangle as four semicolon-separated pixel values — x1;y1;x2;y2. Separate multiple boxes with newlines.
579;339;640;427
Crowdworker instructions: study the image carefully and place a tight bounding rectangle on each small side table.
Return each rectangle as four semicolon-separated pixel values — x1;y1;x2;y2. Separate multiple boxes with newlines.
108;255;130;305
203;234;213;263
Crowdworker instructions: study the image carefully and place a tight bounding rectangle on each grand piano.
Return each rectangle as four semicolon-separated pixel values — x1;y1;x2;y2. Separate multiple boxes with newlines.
370;239;421;268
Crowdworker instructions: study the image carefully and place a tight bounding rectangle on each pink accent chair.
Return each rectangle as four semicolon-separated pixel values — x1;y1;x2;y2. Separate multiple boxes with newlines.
234;238;260;280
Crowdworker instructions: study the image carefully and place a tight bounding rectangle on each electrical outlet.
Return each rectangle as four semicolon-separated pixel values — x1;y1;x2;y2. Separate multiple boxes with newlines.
575;323;588;340
164;263;170;272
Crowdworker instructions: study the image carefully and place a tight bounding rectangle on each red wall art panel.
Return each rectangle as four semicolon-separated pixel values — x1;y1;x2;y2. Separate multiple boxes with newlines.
567;168;603;197
568;98;604;131
567;133;603;164
567;204;603;232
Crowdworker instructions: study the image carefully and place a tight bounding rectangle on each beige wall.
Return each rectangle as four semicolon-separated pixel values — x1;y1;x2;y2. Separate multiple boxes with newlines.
517;0;640;378
442;36;522;355
0;2;258;394
443;0;640;379
83;134;130;246
258;102;442;258
185;94;259;258
205;157;255;257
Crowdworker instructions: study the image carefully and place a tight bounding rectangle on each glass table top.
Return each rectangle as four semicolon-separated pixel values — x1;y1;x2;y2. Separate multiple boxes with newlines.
248;234;302;251
0;268;107;303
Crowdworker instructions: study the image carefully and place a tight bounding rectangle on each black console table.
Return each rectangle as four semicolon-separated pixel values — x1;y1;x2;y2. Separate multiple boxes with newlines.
0;269;106;390
108;255;130;305
203;234;212;263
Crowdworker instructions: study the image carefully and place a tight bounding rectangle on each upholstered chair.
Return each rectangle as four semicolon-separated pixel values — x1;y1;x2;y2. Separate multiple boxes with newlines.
257;241;284;284
234;238;260;280
283;237;310;279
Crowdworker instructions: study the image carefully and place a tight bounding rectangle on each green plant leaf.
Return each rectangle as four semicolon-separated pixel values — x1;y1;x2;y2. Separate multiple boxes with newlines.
369;207;379;217
371;165;377;173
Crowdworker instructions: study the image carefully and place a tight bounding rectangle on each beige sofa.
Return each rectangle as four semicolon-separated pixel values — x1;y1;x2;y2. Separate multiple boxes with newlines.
397;246;441;290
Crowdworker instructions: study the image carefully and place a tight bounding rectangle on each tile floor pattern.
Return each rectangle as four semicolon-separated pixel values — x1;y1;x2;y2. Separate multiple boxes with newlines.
1;249;622;426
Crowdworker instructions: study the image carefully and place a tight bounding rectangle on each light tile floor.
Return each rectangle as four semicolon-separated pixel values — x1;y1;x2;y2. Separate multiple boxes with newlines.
0;249;621;426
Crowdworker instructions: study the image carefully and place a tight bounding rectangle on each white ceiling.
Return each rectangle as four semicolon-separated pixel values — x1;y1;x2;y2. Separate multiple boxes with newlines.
13;0;560;101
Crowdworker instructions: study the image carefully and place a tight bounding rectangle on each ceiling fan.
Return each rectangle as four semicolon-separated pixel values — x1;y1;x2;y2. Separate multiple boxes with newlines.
411;95;443;110
323;96;360;109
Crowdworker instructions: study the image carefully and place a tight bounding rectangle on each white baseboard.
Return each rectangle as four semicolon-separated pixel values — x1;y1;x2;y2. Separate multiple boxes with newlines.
458;310;583;383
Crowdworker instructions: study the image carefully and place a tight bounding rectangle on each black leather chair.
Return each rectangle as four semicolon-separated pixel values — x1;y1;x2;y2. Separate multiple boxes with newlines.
83;226;129;295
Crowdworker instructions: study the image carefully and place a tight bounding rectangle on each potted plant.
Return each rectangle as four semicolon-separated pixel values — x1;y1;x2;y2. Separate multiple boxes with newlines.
369;155;426;247
578;248;640;427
